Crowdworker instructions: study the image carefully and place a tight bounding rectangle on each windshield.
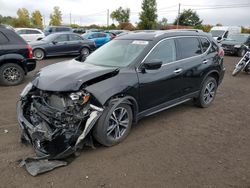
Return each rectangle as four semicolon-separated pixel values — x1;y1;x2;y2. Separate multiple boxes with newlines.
85;40;149;67
226;34;249;43
211;30;225;37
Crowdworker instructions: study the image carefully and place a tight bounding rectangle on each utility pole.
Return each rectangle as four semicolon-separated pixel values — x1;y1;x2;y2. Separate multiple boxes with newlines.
107;9;109;27
177;3;180;29
70;13;72;25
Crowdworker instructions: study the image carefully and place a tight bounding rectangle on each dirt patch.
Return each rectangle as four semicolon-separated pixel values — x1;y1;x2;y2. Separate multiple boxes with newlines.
0;56;250;187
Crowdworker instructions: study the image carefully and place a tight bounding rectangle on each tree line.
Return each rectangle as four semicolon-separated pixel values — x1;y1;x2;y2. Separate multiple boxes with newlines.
0;0;249;33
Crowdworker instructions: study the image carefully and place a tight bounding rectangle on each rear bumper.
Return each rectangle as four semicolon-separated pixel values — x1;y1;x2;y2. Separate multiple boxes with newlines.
24;58;36;72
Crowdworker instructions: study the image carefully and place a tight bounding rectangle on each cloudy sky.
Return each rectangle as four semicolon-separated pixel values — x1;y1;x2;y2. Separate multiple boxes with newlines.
0;0;250;26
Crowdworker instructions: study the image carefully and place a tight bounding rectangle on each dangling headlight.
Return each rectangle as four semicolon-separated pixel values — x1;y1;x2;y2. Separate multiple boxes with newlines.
69;91;90;104
20;82;33;97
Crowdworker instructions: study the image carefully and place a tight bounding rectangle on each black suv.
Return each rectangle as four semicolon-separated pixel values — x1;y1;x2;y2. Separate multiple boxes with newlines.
17;30;225;159
221;34;250;57
0;26;36;86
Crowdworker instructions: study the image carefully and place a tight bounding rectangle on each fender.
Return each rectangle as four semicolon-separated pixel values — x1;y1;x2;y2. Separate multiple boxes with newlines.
108;95;139;123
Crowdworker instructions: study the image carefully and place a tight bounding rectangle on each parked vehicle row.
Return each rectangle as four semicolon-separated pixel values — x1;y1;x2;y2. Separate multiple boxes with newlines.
15;28;45;42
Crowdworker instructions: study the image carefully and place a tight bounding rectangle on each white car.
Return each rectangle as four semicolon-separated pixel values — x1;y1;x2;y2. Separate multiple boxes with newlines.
15;28;44;42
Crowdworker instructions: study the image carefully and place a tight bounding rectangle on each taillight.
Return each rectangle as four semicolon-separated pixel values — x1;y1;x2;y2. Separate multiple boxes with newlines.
27;44;33;59
218;47;224;57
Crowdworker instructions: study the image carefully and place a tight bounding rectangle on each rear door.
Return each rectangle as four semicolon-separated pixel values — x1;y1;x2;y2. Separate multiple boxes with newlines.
174;36;205;96
68;34;84;53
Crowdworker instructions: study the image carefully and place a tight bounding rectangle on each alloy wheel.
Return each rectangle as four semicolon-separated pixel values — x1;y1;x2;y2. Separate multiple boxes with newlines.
3;67;21;83
107;107;129;140
203;81;216;104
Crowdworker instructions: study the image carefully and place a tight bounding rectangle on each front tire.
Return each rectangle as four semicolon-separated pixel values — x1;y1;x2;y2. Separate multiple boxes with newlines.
93;103;133;146
195;77;218;108
80;47;90;57
33;49;45;60
0;63;25;86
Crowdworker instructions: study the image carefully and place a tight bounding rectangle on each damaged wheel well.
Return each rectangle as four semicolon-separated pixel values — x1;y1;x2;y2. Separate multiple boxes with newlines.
107;95;138;123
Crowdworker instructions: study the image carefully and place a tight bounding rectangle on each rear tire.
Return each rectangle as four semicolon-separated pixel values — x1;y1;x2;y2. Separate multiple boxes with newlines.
194;77;217;108
93;103;133;147
0;63;25;86
33;49;45;60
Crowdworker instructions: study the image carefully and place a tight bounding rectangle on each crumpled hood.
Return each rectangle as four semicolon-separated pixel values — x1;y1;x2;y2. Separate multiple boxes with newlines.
32;59;118;91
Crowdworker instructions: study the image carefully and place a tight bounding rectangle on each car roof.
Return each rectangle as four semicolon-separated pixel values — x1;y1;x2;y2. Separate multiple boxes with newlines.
117;29;208;41
46;26;72;28
15;28;42;31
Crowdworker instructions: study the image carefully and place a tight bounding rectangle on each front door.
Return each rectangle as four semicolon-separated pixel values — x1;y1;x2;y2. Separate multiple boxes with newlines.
137;38;184;111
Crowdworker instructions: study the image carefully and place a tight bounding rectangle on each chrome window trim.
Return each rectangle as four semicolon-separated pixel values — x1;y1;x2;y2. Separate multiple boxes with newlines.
137;35;212;69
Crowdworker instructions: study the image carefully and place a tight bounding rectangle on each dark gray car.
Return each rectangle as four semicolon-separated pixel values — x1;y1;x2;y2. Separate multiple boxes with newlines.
31;33;96;60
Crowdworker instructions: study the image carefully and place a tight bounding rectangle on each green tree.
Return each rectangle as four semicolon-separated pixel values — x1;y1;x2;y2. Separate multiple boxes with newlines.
138;0;158;29
49;6;62;26
16;8;31;27
157;17;168;29
174;9;202;27
31;10;43;29
110;7;130;24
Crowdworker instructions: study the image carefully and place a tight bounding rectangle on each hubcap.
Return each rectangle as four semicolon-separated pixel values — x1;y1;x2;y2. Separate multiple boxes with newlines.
107;107;129;140
3;67;21;82
35;50;43;59
203;82;216;104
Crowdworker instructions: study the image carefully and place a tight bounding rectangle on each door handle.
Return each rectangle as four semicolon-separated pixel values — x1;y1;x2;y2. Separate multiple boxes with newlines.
174;68;182;74
203;60;208;64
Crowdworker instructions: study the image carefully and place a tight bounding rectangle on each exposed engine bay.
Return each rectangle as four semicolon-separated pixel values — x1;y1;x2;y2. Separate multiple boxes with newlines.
17;84;103;175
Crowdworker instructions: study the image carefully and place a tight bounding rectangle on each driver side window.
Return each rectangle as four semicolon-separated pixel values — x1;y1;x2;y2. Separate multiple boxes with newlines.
146;39;176;64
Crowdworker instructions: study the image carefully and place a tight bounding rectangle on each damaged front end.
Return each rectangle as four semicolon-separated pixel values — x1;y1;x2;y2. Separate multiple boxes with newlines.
17;83;103;160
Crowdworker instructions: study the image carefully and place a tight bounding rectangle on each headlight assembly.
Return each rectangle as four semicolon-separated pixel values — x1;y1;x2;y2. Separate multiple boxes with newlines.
20;82;33;97
234;45;241;48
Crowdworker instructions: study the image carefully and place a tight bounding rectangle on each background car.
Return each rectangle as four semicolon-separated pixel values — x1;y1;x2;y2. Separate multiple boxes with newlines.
221;34;250;57
0;27;36;86
31;32;96;60
82;32;111;47
44;26;73;36
15;28;45;42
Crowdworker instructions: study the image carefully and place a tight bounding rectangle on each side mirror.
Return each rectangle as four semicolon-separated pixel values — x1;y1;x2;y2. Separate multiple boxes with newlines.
217;37;222;41
52;41;58;44
143;59;162;70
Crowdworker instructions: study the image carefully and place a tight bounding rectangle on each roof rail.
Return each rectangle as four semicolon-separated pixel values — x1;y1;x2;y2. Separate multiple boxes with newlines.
172;29;203;33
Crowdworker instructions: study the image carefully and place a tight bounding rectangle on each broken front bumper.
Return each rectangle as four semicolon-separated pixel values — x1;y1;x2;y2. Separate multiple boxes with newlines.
17;100;103;159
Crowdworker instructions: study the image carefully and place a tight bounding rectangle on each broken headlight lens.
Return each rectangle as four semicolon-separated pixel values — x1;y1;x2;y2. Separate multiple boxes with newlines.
20;82;33;97
69;91;90;104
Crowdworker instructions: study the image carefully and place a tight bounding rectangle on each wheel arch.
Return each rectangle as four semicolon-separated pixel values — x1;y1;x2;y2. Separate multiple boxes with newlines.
0;58;26;74
107;94;139;123
202;70;220;86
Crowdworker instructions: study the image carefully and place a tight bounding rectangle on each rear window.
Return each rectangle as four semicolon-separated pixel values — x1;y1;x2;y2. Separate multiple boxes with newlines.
176;37;202;59
200;37;211;52
0;32;9;44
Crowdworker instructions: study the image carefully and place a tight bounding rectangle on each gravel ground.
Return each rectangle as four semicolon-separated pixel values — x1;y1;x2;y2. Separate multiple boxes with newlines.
0;55;250;188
